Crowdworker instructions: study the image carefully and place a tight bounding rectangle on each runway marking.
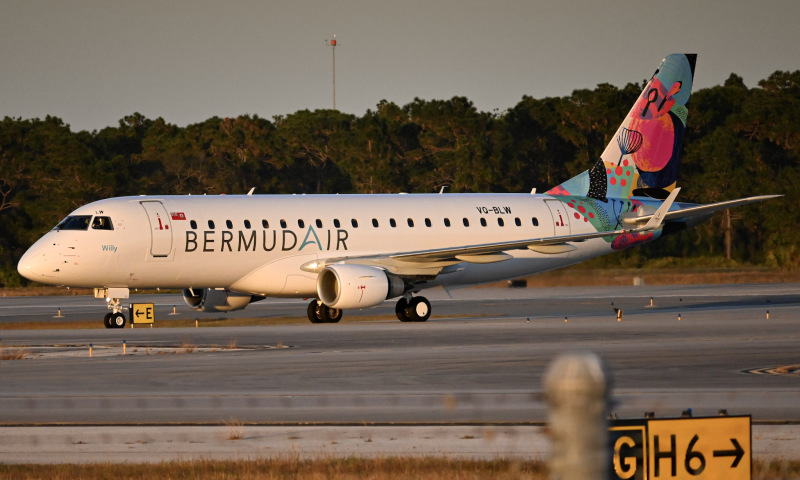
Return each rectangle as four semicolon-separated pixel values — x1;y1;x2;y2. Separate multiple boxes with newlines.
5;344;291;359
743;365;800;375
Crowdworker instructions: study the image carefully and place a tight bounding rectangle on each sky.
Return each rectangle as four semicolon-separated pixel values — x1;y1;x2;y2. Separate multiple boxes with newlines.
1;0;799;133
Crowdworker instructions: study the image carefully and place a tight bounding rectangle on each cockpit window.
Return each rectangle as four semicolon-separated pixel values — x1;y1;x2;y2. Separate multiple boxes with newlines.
54;215;92;231
92;216;114;230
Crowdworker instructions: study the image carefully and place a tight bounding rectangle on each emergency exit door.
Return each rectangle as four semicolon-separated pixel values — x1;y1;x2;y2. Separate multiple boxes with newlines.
545;199;571;237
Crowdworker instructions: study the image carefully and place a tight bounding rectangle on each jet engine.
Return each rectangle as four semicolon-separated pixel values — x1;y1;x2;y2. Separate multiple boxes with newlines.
182;288;263;312
317;264;406;309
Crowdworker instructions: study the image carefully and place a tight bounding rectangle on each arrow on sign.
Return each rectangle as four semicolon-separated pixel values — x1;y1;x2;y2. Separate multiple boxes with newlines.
136;309;144;318
713;438;745;467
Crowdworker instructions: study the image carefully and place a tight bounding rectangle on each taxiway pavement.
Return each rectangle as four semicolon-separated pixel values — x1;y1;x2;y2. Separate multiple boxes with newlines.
0;283;798;462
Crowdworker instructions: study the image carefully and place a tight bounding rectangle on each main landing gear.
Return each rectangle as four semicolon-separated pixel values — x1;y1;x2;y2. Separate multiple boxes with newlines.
307;300;343;323
395;296;431;322
305;295;432;323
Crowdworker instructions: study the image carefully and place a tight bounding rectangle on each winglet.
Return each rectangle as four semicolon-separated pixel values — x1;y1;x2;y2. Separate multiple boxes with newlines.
641;187;680;231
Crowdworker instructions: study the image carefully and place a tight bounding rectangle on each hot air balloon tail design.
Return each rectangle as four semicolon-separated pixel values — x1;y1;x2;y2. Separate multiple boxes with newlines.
616;128;643;166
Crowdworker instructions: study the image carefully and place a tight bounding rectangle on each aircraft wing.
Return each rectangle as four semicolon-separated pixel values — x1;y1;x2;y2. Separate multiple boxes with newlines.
302;190;682;273
397;191;782;264
390;221;663;263
307;194;781;269
302;224;663;275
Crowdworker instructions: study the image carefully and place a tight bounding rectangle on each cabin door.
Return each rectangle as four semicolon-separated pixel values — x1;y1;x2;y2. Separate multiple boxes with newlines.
140;201;173;257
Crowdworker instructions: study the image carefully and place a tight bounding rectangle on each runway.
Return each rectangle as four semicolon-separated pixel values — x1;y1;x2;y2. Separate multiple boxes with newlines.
3;282;799;325
1;283;799;462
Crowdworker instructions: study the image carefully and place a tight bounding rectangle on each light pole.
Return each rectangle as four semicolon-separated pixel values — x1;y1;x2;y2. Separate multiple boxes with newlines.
326;35;338;110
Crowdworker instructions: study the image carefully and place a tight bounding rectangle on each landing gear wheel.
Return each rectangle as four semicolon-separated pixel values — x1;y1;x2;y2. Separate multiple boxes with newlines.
320;306;342;323
307;300;324;324
405;297;431;322
395;298;412;322
110;312;126;328
307;301;343;323
103;312;113;329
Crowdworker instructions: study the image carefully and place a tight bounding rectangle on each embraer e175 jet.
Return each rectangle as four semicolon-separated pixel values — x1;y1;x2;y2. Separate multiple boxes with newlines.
18;54;778;327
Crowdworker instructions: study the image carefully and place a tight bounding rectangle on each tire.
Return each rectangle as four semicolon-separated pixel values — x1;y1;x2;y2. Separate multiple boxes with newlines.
405;297;431;322
395;298;412;322
110;312;126;328
307;300;324;324
321;306;342;323
103;313;113;329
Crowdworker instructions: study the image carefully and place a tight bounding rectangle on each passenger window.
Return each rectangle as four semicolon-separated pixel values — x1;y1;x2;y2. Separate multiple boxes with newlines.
407;218;415;227
390;218;397;228
280;219;287;228
316;219;323;228
226;220;233;229
334;219;341;228
91;216;114;230
444;218;451;227
208;220;215;229
515;217;521;227
532;217;539;227
298;219;305;228
244;220;251;229
480;218;487;227
262;219;269;228
497;218;505;227
55;215;92;231
425;218;432;227
351;219;359;228
372;219;379;228
463;218;470;227
190;220;198;229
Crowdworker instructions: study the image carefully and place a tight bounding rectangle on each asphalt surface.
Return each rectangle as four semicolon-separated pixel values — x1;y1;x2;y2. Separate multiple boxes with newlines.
0;283;798;463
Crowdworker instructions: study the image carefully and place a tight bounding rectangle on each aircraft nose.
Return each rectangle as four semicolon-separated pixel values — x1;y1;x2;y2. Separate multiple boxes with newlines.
17;243;55;282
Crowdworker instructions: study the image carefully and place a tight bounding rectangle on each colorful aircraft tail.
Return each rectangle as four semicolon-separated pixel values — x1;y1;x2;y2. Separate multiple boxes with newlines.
547;54;697;201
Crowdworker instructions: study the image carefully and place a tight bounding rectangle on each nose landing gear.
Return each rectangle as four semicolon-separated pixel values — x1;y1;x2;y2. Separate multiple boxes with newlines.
96;288;130;329
103;311;127;329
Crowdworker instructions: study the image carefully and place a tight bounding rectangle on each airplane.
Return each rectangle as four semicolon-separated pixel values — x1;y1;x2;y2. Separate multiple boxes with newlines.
17;54;779;328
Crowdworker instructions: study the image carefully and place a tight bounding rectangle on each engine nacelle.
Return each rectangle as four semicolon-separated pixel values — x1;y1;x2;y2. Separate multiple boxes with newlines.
317;264;405;309
182;288;261;312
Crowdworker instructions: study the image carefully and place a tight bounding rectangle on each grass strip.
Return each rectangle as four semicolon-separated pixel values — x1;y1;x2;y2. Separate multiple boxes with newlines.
0;457;798;479
0;457;546;479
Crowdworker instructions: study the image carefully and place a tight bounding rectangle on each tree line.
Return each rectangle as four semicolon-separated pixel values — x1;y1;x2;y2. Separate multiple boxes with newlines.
1;71;798;286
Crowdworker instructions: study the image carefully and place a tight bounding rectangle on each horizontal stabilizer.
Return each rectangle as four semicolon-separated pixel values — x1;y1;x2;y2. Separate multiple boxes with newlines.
642;187;680;230
622;195;782;226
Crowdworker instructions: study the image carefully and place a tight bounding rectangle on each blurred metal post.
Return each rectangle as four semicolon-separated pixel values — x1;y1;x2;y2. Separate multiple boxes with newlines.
544;351;609;480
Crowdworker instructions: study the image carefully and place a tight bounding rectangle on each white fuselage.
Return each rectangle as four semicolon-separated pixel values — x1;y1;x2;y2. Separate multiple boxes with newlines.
18;193;619;296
